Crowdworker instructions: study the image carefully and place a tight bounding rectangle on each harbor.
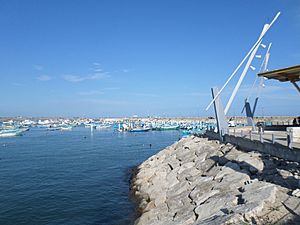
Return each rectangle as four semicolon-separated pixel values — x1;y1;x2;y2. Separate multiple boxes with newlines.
2;115;299;225
1;115;298;137
1;1;299;225
0;125;182;225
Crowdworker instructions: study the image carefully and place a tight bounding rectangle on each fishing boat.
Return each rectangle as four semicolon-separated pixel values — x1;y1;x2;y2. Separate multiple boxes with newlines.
96;124;111;129
20;126;30;132
60;125;73;131
0;129;24;137
85;123;96;129
47;127;60;131
228;120;236;127
157;124;180;131
182;130;192;135
116;123;130;132
129;127;151;132
182;128;205;135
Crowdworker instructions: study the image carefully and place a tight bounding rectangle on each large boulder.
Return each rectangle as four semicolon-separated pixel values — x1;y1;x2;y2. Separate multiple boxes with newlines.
236;152;264;174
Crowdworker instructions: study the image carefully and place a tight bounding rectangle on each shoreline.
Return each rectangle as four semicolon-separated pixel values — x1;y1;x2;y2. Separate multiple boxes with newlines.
129;166;143;223
130;136;300;224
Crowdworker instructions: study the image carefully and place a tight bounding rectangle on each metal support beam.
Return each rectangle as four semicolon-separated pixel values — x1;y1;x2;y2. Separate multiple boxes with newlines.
291;81;300;93
211;87;227;142
244;101;255;128
242;97;258;130
224;24;268;115
252;97;258;116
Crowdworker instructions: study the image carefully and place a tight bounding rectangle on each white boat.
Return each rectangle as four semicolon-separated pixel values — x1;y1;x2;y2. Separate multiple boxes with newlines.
129;127;151;132
60;125;73;131
157;124;180;131
228;120;236;127
47;127;60;131
0;129;24;137
85;123;96;129
96;124;111;129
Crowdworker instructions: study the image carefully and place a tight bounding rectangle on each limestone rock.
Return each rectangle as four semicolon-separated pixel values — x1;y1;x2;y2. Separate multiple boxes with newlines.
132;136;299;225
165;190;191;214
292;188;300;198
195;158;216;175
237;152;264;174
234;180;277;222
194;193;236;222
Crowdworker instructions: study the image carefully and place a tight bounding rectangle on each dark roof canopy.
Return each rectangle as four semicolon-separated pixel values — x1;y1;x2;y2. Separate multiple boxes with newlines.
258;64;300;82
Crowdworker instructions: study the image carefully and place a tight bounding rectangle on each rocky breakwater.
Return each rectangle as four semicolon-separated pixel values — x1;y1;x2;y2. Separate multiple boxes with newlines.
131;136;300;225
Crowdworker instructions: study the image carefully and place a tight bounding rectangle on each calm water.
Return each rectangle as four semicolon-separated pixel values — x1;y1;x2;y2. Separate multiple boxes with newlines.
0;127;181;225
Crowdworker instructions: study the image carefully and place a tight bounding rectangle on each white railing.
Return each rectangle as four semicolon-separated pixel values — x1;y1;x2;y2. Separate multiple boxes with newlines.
221;128;297;149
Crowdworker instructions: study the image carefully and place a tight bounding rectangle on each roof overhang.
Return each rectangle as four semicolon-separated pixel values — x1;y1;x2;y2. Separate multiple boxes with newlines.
258;65;300;93
257;64;300;82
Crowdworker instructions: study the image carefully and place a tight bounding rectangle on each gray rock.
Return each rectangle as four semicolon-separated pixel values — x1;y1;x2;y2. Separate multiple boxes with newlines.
177;166;200;182
176;149;196;163
165;190;191;214
234;181;277;222
195;158;216;175
132;136;298;225
277;168;293;179
237;152;264;174
172;204;196;225
292;188;300;198
167;180;191;197
194;193;236;222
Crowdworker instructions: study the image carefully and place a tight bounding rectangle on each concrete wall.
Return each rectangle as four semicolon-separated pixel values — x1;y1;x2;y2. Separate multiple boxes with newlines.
205;131;300;163
287;127;300;142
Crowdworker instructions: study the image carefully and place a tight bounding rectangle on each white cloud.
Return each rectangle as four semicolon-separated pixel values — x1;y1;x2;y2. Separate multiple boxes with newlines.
37;75;51;81
12;82;24;86
63;62;110;82
33;65;43;71
94;68;103;72
90;73;110;80
78;90;104;96
63;75;84;82
63;73;110;82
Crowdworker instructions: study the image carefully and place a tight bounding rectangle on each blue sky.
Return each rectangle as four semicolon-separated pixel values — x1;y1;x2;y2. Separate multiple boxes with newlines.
0;0;299;117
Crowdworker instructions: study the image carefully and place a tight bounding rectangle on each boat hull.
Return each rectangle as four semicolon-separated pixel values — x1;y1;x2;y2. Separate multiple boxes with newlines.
157;125;180;131
0;130;23;137
129;128;151;132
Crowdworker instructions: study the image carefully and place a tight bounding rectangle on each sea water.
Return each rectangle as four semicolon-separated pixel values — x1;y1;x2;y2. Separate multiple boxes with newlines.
0;127;181;225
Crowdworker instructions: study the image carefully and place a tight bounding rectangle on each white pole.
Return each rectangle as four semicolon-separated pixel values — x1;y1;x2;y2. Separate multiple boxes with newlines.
257;42;272;97
205;12;280;111
224;24;268;115
262;43;272;72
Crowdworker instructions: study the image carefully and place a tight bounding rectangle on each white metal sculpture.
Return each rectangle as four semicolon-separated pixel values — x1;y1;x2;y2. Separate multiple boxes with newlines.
205;12;280;114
